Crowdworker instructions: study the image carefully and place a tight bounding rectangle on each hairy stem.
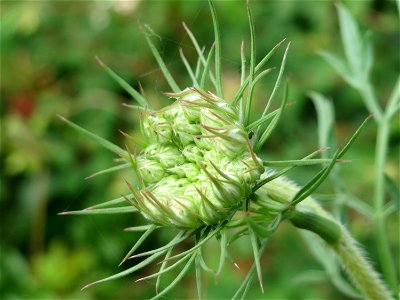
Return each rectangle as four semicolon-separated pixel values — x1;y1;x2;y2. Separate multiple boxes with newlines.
373;119;397;291
258;176;394;300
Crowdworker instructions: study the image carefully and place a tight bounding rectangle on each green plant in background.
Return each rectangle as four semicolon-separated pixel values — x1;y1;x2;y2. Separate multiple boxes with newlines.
60;1;397;299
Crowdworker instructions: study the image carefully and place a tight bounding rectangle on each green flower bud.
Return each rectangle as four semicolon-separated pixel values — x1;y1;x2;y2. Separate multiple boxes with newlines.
131;88;264;228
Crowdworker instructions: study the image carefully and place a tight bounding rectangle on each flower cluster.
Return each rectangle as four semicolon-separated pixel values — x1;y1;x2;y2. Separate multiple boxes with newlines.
131;88;264;228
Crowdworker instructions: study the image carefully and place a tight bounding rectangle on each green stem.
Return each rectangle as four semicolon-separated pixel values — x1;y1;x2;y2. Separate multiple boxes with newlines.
257;177;394;300
373;119;397;291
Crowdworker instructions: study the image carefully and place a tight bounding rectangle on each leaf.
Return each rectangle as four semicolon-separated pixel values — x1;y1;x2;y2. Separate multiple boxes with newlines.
319;51;358;88
151;253;196;300
336;3;363;77
125;225;158;232
156;246;174;295
119;225;157;266
248;226;264;293
216;228;227;277
58;115;128;158
232;38;286;106
195;251;203;300
59;206;137;216
179;48;199;88
143;24;180;93
208;0;224;98
200;44;215;89
182;22;217;87
384;174;400;212
85;163;130;180
84;194;133;210
262;158;348;167
96;57;150;108
309;91;335;156
81;250;166;290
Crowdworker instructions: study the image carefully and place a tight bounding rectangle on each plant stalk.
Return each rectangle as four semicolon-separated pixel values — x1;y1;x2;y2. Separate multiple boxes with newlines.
373;119;397;291
258;177;394;300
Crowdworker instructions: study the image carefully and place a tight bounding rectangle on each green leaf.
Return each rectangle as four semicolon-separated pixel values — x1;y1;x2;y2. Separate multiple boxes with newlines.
58;115;128;158
246;108;278;131
179;48;199;88
261;42;290;117
125;225;158;232
336;3;363;77
319;51;358;88
195;251;203;300
59;206;137;216
156;246;174;295
262;158;347;167
143;24;180;93
129;231;191;259
182;22;217;87
232;38;286;106
200;44;215;89
244;0;256;125
83;194;133;210
96;57;150;108
255;79;289;152
216;228;227;277
85;163;130;180
81;250;166;290
151;253;196;300
248;226;264;293
208;0;224;98
309;91;335;157
119;225;157;266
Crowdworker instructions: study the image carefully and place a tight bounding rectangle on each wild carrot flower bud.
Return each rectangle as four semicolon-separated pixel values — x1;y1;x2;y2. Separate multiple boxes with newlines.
131;88;264;228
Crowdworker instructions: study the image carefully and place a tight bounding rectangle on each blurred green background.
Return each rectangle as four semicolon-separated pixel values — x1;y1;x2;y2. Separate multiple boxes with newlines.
1;1;398;299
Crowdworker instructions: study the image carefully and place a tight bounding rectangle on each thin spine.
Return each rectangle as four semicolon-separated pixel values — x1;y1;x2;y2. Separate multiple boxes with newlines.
200;44;216;89
248;225;264;293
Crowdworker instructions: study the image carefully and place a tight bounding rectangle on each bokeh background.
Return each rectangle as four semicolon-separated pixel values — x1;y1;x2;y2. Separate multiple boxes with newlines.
1;1;398;299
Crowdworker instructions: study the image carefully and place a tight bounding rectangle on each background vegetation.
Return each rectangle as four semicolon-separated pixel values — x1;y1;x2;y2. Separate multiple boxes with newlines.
1;1;398;299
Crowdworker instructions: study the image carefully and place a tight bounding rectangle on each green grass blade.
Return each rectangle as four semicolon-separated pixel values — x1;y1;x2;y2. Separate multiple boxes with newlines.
81;250;166;290
200;44;215;89
208;0;224;98
96;57;150;108
231;38;286;106
119;225;157;266
59;206;137;216
58;115;128;158
143;24;180;93
179;48;199;88
182;22;217;87
85;163;130;180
